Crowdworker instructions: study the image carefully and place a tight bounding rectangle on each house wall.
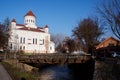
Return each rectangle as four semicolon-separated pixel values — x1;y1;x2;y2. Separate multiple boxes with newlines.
8;23;54;54
96;37;120;49
16;29;51;53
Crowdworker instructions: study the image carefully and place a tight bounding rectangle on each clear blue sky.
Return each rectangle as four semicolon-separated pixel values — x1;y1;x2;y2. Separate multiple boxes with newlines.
0;0;113;37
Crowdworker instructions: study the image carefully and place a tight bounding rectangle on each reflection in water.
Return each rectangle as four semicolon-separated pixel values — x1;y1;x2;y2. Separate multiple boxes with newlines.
38;59;95;80
39;65;72;80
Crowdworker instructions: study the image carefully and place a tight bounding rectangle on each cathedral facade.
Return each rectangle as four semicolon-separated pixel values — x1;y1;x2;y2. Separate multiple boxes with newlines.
8;10;55;53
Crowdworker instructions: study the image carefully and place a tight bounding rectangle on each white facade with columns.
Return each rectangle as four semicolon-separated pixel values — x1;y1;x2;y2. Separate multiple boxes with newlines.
8;10;55;54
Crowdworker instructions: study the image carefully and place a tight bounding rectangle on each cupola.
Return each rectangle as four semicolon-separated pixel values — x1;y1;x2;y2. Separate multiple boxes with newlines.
24;10;37;28
24;10;36;17
11;19;16;23
44;25;49;33
11;18;16;29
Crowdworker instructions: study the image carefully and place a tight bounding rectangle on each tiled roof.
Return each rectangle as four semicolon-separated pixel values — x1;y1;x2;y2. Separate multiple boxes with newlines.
18;27;45;33
11;19;16;22
96;36;120;49
45;25;48;28
37;27;43;29
24;10;36;17
16;24;25;26
101;37;119;44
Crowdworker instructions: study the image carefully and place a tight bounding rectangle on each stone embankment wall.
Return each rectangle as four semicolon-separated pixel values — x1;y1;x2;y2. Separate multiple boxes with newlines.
4;59;38;72
93;59;120;80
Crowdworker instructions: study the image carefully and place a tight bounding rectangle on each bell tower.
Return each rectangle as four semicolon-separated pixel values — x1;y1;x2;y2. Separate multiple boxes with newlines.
24;10;37;28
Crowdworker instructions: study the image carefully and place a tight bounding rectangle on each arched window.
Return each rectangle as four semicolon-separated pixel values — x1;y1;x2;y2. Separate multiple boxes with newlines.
20;37;22;43
36;38;37;44
23;37;25;44
33;38;34;44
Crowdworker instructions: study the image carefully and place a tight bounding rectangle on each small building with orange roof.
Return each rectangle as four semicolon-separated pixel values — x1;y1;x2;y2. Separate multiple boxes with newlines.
96;36;120;49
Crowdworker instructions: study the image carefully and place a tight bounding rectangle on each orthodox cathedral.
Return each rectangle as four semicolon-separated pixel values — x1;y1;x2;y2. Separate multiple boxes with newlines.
8;10;55;53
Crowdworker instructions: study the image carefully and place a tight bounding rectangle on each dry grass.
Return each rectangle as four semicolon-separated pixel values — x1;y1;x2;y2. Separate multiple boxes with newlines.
1;61;35;80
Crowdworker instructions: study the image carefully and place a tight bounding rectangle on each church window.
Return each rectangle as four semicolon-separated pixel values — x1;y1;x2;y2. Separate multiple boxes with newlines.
33;38;34;44
20;37;22;43
33;20;34;23
43;39;44;44
29;20;30;22
33;38;37;44
31;20;32;23
36;38;37;44
23;37;25;44
20;37;25;44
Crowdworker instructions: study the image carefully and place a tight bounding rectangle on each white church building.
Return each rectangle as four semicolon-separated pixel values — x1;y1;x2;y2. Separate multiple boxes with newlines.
8;10;55;54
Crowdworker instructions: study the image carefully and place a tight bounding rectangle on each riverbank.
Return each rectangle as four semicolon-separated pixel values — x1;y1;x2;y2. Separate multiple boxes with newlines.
1;61;35;80
1;58;120;80
93;58;120;80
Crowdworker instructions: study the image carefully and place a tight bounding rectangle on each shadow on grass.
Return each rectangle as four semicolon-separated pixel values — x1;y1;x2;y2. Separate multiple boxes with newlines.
1;61;35;80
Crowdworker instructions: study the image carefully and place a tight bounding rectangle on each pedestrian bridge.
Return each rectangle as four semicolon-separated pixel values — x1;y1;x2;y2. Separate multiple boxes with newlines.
18;54;91;64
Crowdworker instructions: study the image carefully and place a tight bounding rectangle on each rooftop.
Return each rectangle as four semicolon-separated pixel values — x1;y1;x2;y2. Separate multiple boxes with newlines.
24;10;36;17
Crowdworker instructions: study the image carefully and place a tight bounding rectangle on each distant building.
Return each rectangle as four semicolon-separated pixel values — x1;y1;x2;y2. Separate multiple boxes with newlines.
96;36;120;49
8;10;55;53
95;37;120;57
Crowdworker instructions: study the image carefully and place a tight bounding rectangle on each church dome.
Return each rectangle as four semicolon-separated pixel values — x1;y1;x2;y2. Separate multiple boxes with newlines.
24;10;36;18
11;19;16;22
24;10;37;28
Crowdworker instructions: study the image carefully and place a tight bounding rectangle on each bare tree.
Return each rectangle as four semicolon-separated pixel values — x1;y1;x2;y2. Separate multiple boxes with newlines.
96;0;120;40
0;17;10;51
72;18;104;54
51;33;66;51
64;38;77;53
3;17;10;32
51;33;66;47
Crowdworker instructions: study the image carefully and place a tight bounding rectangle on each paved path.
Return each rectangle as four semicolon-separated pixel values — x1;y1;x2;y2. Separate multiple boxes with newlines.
0;63;12;80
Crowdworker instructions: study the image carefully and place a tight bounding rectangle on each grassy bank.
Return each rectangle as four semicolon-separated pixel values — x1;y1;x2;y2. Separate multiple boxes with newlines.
1;61;35;80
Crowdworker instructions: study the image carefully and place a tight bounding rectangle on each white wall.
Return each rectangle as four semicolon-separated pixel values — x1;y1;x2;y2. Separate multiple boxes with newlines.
15;29;51;53
49;41;55;53
24;16;37;28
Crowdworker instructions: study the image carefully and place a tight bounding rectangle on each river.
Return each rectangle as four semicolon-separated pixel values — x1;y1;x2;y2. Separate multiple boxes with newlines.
39;64;72;80
38;59;95;80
